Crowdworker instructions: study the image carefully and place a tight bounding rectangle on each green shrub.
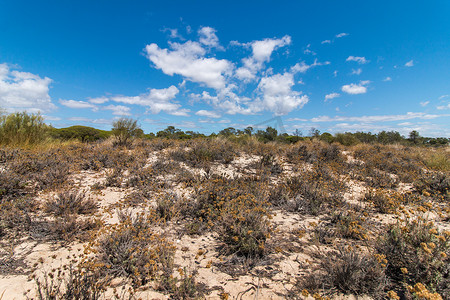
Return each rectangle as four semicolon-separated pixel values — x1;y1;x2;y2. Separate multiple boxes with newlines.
0;111;48;146
377;217;450;297
111;118;142;147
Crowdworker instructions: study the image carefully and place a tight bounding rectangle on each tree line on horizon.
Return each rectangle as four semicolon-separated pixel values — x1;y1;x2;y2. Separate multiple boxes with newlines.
0;111;449;147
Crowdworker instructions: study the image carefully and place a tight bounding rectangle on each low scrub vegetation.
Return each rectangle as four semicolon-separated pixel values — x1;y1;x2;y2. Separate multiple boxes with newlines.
0;117;449;299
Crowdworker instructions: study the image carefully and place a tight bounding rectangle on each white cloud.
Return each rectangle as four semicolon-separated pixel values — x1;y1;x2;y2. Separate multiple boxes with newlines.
255;72;309;115
437;103;450;110
351;68;362;75
0;63;55;112
303;44;316;55
346;56;369;64
420;101;429;107
162;28;183;40
324;93;340;102
235;35;291;81
68;117;112;125
194;89;254;115
287;117;308;122
43;115;61;121
88;96;109;104
438;95;449;100
59;99;97;110
291;59;330;74
405;60;414;67
195;110;221;118
145;40;233;89
336;33;349;38
333;70;338;77
112;85;190;116
321;40;331;44
341;80;370;94
103;104;131;116
383;77;392;82
198;26;221;48
311;112;450;123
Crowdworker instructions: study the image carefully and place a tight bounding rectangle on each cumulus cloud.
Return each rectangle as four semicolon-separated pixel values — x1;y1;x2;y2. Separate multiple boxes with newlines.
198;26;221;48
341;80;370;94
0;63;55;112
324;93;340;102
336;33;349;38
346;56;369;64
195;110;221;118
437;103;450;110
145;40;232;89
103;104;131;116
420;101;429;107
405;60;414;67
311;112;449;123
59;99;97;110
194;89;254;115
321;40;331;44
88;96;109;104
383;77;392;82
351;68;362;75
291;59;330;74
235;35;291;81
112;85;190;116
255;72;309;116
68;117;112;125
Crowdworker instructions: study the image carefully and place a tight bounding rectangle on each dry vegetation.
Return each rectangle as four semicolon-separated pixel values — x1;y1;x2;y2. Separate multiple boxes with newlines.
0;137;449;299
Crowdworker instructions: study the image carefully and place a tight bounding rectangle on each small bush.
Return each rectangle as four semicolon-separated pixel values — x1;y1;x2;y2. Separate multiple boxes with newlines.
414;173;449;201
169;138;236;168
0;111;48;146
32;266;106;300
363;189;411;214
111;118;142;147
217;193;272;258
377;217;450;297
284;165;344;215
44;191;98;216
296;247;386;298
93;213;175;285
331;210;368;240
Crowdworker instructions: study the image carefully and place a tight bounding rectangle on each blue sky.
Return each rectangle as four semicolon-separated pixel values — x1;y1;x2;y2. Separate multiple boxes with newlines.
1;0;449;136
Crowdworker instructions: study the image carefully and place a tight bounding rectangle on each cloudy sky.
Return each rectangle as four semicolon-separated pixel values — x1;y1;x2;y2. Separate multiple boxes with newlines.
1;0;449;136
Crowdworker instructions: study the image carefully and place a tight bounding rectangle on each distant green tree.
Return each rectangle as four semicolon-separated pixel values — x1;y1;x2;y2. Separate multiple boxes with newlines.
334;132;360;146
320;132;334;144
293;129;303;137
218;127;237;137
409;130;420;144
309;127;321;138
255;126;278;142
156;126;187;139
111;118;141;146
244;126;254;136
377;131;403;144
49;125;110;142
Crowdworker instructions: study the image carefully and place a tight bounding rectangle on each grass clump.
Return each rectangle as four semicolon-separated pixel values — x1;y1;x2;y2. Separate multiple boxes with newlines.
44;191;98;216
283;164;345;215
90;212;175;286
296;247;386;298
169;138;236;168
